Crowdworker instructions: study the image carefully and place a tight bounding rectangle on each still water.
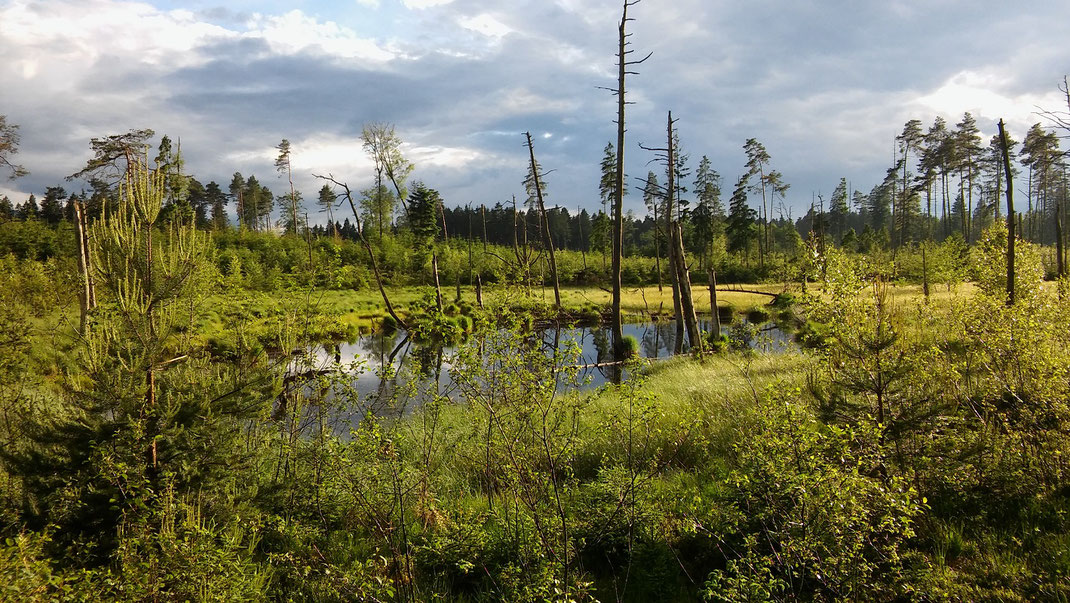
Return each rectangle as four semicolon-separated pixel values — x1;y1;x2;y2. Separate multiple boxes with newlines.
310;318;795;416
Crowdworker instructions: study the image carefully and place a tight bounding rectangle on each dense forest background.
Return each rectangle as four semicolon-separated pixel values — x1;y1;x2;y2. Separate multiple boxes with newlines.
2;111;1067;288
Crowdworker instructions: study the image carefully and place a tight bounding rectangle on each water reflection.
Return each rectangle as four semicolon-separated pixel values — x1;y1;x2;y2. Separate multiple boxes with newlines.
315;318;794;413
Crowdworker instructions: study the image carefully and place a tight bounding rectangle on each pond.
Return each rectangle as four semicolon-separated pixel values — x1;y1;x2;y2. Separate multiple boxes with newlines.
311;316;796;417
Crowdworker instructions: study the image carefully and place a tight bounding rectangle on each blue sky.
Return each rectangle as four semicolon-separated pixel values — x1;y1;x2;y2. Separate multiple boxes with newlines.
2;0;1068;223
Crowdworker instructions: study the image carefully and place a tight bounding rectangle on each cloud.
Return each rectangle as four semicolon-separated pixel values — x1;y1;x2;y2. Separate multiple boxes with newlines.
245;10;397;63
458;14;514;39
1;0;1069;221
402;0;454;8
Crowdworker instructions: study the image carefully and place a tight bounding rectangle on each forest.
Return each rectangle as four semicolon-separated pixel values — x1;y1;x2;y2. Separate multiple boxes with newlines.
2;5;1070;597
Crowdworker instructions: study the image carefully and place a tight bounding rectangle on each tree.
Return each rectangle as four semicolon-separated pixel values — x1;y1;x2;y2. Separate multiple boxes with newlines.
598;142;619;217
999;119;1018;304
201;181;227;230
69;128;155;185
228;172;245;229
317;184;339;237
726;175;757;259
407;183;441;245
277;189;304;233
953;112;982;242
525;131;561;309
359;185;396;239
8;158;247;551
1020;123;1062;271
670;129;691;221
275;139;299;234
0;115;28;179
154;136;191;223
642;170;664;288
829;178;849;244
693;155;724;221
361;123;413;233
40;186;67;226
895;119;923;246
744;138;787;264
19;194;38;220
609;0;650;360
239;175;270;230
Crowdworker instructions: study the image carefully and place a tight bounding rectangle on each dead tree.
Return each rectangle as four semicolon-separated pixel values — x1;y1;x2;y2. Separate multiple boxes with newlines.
605;0;650;357
708;268;720;340
74;199;96;332
525;132;561;310
641;112;696;352
314;173;407;329
673;223;703;356
998;119;1016;306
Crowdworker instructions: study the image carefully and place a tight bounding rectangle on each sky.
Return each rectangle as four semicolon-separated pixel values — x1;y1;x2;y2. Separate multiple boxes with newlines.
1;0;1068;223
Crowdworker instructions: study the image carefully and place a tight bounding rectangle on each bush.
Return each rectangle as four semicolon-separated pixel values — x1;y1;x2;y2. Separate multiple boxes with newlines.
745;306;770;323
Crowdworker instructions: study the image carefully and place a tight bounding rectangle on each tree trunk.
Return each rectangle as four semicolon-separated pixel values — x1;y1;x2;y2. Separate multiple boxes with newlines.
481;203;488;251
525;132;561;310
708;267;720;340
669;226;684;354
74;201;92;332
653;204;663;291
611;1;629;358
673;223;702;357
432;250;443;312
999;119;1016;306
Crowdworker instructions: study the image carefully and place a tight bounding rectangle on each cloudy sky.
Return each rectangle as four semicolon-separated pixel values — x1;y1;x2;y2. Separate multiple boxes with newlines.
1;0;1067;221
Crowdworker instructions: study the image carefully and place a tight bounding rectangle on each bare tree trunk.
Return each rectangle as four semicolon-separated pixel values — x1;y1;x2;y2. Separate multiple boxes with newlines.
673;223;702;357
611;2;628;357
75;200;92;332
999;119;1016;306
669;229;684;355
525;132;561;310
481;203;488;251
611;0;648;358
708;267;720;340
653;200;663;291
476;274;484;309
305;212;313;271
661;112;685;353
432;251;443;312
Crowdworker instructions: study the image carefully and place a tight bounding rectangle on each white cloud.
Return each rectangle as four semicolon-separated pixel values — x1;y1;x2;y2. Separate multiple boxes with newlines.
408;144;485;169
0;0;233;87
913;70;1066;135
245;10;397;63
458;14;514;39
402;0;454;9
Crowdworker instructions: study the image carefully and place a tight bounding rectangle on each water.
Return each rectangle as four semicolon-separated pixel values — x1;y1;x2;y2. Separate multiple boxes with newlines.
312;317;795;410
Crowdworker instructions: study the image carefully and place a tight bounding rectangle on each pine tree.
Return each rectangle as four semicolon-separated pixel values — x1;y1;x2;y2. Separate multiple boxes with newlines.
829;178;849;245
204;181;228;230
954;112;983;241
317;184;338;237
726;174;757;260
6;159;259;552
40;186;67;226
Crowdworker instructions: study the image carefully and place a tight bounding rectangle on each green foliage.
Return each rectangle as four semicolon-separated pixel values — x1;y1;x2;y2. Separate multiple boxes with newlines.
701;393;921;601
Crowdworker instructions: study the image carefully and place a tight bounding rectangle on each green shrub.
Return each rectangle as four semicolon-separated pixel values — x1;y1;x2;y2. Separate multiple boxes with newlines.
745;306;770;323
